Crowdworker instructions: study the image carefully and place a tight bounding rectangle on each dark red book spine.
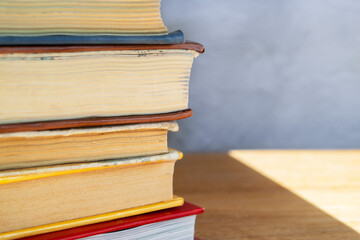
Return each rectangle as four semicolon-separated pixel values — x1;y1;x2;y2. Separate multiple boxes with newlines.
22;202;204;240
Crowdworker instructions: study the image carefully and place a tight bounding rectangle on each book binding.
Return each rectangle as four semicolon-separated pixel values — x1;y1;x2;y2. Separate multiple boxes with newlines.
0;109;193;134
0;31;184;46
22;202;203;240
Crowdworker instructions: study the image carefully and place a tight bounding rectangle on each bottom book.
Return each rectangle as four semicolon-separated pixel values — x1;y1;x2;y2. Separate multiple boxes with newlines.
21;202;204;240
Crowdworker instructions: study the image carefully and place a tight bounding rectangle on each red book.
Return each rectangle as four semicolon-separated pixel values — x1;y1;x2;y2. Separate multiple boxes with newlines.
22;202;204;240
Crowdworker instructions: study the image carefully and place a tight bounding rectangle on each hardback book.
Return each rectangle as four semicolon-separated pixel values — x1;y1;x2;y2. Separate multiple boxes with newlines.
0;198;185;240
0;0;183;45
0;109;192;134
0;150;182;236
20;202;204;240
0;121;178;170
0;42;204;125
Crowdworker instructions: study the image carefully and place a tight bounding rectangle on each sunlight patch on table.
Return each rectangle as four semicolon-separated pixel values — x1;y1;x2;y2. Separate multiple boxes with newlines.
228;150;360;233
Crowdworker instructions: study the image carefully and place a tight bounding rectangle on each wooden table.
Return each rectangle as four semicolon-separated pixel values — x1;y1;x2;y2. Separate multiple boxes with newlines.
174;151;360;240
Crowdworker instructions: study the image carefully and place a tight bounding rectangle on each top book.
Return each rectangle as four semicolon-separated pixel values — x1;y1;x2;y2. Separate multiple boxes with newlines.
0;0;183;45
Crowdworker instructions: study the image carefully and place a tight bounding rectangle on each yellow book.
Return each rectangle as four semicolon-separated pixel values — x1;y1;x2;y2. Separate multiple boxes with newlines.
0;0;168;36
0;121;178;170
0;149;182;235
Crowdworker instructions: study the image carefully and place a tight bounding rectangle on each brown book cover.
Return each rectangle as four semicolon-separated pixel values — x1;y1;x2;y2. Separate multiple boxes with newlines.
0;109;192;134
0;42;205;54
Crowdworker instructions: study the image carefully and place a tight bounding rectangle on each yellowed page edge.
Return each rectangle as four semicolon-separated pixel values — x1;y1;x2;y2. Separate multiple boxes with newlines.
0;149;183;184
0;196;184;240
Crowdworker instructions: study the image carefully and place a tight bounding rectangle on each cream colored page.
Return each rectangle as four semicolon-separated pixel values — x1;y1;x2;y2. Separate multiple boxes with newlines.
0;121;179;169
0;0;167;35
0;50;198;124
0;121;179;138
0;149;181;178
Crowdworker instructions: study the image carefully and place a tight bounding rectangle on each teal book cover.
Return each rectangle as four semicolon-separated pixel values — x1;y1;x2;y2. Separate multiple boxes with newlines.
0;30;184;45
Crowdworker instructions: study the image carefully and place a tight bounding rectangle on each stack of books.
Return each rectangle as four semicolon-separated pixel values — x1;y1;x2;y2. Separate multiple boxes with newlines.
0;0;204;239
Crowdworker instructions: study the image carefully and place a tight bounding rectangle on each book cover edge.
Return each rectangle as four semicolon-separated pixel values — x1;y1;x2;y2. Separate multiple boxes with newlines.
22;201;203;240
0;30;184;46
0;109;193;134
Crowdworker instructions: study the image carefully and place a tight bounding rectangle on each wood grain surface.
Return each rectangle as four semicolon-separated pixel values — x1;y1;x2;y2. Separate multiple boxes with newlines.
0;109;192;133
230;150;360;234
0;42;205;54
174;152;360;240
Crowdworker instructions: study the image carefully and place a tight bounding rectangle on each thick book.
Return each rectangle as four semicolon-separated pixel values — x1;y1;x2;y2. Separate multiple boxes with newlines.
0;42;204;125
20;202;204;240
0;121;178;170
0;150;182;236
0;0;183;45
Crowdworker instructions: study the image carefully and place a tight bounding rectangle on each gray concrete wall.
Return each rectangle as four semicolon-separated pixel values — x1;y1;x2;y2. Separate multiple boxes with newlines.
162;0;360;151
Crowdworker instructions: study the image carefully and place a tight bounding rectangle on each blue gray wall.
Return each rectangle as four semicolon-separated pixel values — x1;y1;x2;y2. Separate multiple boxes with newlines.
163;0;360;151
